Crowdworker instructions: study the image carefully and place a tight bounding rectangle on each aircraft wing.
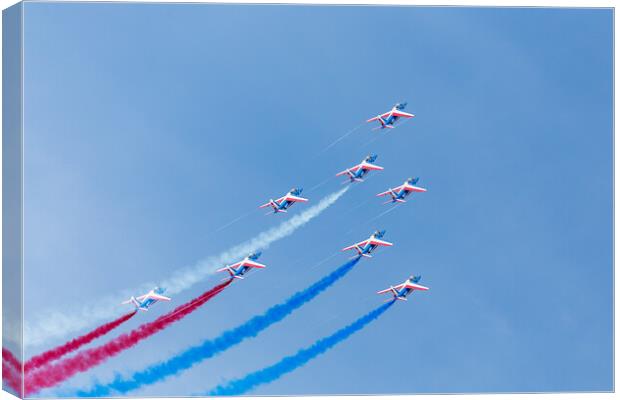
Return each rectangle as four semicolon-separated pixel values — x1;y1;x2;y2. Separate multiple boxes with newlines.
336;169;352;177
392;110;415;118
403;184;427;193
259;195;286;208
376;187;398;197
341;239;370;251
227;261;243;269
404;282;429;291
284;195;308;203
228;259;267;269
259;201;278;209
147;293;171;301
377;283;405;294
369;238;393;247
241;260;266;269
336;164;361;176
360;162;384;171
135;294;148;302
366;111;392;123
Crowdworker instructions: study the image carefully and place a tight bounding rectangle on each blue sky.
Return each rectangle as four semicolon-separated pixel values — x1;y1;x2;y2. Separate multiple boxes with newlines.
21;3;612;396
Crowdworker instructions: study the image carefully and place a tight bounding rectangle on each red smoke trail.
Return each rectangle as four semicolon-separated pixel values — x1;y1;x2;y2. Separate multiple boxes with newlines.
2;348;22;395
2;348;20;372
25;311;136;373
25;280;231;395
3;362;21;394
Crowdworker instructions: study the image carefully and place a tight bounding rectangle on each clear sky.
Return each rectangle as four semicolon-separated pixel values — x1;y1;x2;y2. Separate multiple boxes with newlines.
21;3;612;396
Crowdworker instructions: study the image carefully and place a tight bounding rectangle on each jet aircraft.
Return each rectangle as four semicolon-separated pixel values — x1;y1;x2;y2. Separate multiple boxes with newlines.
367;103;415;130
377;177;427;204
377;275;429;301
122;287;171;312
342;230;393;258
217;252;266;280
336;154;384;183
260;188;308;214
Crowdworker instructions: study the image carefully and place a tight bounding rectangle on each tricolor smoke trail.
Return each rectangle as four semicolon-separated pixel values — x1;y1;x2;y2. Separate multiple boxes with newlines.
76;257;361;397
208;302;394;395
26;187;348;348
25;311;136;373
25;280;231;396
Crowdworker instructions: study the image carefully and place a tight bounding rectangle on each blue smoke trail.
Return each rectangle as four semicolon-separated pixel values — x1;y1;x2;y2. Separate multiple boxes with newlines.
77;257;361;397
207;302;394;395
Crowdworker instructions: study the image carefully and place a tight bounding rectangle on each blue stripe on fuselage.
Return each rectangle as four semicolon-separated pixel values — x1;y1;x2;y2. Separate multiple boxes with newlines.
140;298;157;308
394;188;411;201
278;200;291;211
361;243;378;255
355;169;369;180
384;115;400;127
232;265;251;277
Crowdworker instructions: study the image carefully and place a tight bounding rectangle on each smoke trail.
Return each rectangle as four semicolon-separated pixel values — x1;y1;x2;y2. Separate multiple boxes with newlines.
3;362;21;394
161;186;349;295
25;311;136;373
76;257;360;397
208;302;394;395
2;348;21;394
25;187;348;348
25;281;231;396
2;348;20;372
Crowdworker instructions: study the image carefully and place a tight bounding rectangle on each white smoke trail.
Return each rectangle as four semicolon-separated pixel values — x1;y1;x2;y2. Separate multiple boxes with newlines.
24;187;349;348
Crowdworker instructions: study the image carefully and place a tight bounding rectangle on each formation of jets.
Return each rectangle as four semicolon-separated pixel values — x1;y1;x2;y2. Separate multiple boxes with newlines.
122;102;430;312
